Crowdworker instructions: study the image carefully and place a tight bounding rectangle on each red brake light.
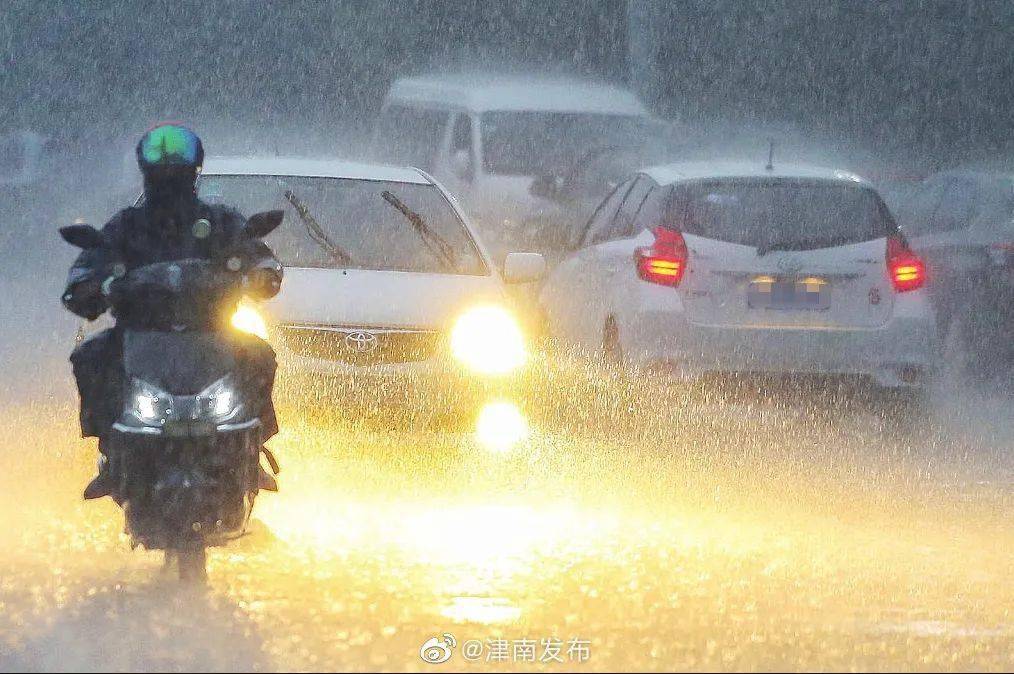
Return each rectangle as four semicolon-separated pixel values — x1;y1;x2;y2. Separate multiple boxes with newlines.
635;227;688;287
887;235;926;292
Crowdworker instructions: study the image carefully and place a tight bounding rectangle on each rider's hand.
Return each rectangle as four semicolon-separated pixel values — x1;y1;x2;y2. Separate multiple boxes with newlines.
243;268;282;299
62;278;107;320
100;264;129;299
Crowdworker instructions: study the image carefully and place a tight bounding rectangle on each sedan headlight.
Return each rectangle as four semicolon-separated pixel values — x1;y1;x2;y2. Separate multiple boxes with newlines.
450;305;526;375
231;304;268;340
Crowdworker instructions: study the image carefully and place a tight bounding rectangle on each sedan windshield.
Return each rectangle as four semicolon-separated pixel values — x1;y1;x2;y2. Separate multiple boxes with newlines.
198;176;486;274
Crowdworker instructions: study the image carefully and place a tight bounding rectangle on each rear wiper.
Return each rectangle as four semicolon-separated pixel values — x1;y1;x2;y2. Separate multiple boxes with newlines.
757;237;847;256
380;190;458;271
756;239;805;256
283;190;354;266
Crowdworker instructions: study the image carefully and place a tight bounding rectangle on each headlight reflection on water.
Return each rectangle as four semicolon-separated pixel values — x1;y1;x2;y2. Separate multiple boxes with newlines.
254;497;621;623
440;595;523;625
257;499;619;571
474;401;529;453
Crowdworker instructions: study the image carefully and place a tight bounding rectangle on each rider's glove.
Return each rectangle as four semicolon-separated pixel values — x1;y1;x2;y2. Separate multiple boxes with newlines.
62;279;106;321
243;263;282;299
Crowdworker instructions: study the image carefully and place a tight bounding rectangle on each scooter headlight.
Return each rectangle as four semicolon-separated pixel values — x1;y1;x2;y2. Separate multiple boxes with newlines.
131;379;173;424
195;376;242;421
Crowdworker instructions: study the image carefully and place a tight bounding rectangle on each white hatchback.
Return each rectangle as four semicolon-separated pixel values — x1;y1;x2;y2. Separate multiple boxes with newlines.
197;157;545;382
540;161;937;390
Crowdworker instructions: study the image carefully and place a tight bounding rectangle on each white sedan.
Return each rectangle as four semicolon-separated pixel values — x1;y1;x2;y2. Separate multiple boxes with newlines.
540;161;937;391
198;157;545;383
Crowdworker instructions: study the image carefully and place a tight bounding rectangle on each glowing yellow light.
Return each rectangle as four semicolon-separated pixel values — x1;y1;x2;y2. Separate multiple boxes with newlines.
894;265;920;281
475;401;529;452
450;306;526;375
231;305;269;340
799;276;827;293
647;260;681;276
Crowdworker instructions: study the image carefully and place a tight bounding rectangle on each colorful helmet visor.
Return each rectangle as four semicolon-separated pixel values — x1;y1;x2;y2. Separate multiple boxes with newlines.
137;124;202;167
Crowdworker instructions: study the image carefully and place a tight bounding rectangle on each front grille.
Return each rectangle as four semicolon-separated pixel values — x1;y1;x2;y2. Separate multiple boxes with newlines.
278;325;441;365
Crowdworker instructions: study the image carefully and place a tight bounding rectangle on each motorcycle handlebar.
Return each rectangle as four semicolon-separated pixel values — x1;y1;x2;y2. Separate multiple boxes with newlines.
107;259;245;302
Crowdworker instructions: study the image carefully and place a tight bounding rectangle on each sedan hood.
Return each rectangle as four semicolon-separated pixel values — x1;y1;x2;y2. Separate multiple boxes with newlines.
263;267;506;330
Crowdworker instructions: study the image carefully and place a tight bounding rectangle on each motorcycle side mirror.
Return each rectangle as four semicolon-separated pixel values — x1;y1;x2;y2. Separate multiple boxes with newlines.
245;210;284;238
59;223;103;249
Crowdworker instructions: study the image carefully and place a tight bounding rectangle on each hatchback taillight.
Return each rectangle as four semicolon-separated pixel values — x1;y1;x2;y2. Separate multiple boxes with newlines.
887;235;926;292
635;227;688;287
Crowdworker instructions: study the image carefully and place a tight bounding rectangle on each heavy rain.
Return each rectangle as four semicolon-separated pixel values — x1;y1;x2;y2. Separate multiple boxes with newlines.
1;1;1013;671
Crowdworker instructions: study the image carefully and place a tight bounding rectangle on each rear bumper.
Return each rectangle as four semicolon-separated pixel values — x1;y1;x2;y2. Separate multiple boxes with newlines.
624;313;937;388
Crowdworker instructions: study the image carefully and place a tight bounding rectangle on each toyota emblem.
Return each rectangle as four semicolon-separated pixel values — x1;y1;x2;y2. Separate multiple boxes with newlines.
345;331;379;353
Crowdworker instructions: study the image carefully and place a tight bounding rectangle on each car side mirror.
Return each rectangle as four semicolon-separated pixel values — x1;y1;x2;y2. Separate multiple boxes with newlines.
245;210;284;238
450;149;473;182
502;252;546;284
59;223;104;249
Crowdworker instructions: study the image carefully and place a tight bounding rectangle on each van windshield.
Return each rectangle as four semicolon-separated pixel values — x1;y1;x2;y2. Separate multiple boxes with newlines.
481;111;652;176
671;179;897;251
372;107;449;171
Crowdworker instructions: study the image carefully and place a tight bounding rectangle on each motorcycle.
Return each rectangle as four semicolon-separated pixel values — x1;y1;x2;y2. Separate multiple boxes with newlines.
60;211;282;581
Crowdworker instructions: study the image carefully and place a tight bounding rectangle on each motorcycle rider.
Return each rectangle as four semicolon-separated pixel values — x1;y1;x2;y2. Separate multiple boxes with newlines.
62;122;282;500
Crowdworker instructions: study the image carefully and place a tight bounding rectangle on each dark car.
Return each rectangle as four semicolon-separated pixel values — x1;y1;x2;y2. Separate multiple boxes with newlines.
518;126;684;267
892;167;1014;385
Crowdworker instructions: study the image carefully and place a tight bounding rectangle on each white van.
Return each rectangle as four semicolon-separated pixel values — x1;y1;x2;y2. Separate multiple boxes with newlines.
372;73;653;256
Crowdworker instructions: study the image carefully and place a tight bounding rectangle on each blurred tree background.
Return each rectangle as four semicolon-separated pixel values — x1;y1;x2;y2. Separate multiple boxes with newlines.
1;0;1011;168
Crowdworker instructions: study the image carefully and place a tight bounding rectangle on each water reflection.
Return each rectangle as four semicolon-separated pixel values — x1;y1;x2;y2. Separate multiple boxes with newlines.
475;401;529;452
440;596;522;624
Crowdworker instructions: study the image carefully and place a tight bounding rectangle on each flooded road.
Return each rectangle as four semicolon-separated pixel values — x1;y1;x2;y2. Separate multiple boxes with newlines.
1;354;1012;671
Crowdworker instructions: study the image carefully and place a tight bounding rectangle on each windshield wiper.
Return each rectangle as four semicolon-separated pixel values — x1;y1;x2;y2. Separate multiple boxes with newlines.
756;239;803;256
283;190;354;266
380;190;459;271
756;236;846;256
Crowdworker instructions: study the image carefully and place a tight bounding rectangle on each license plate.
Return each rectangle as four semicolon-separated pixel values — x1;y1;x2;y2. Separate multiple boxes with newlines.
163;421;216;437
748;276;830;311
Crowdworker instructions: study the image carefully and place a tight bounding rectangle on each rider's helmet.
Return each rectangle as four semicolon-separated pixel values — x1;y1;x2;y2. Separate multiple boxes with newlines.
135;122;204;195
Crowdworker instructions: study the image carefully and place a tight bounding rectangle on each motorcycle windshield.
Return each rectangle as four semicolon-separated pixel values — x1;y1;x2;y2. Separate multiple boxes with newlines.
123;330;238;395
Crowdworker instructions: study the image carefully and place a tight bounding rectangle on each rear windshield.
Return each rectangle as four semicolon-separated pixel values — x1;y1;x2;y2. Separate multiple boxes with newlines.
670;179;896;251
198;175;486;275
